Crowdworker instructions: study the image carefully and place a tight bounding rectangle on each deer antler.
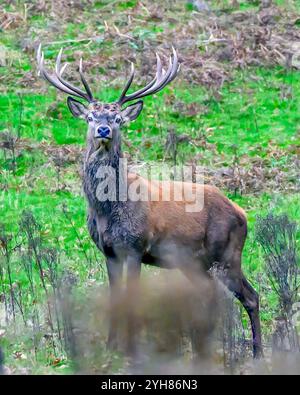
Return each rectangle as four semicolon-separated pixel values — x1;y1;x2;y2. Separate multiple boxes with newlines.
36;44;94;103
37;45;179;105
118;47;180;106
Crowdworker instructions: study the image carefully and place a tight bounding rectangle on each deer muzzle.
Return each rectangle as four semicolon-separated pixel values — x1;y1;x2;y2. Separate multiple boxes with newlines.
95;126;112;139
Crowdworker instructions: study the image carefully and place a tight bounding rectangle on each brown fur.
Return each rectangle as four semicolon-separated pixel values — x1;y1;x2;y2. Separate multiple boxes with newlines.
124;174;247;270
120;173;263;359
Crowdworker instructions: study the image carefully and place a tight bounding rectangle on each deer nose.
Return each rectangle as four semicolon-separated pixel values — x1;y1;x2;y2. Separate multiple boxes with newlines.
97;126;111;138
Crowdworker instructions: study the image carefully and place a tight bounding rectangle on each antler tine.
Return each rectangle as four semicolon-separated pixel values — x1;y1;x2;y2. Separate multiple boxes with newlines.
145;49;179;96
119;53;162;105
55;48;91;101
60;62;68;76
79;58;94;102
118;62;135;104
145;54;174;96
127;52;174;99
151;47;179;93
37;44;94;102
37;45;85;98
148;47;179;94
118;48;179;106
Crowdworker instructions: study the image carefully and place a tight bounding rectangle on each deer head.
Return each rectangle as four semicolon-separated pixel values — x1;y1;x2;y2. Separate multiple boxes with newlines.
37;45;179;151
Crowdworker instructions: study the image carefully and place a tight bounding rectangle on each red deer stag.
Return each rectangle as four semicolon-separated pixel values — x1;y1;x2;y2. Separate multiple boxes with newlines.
36;45;263;358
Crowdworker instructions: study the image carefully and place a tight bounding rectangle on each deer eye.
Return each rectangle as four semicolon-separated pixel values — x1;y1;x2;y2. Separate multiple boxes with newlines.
115;116;121;124
87;116;93;122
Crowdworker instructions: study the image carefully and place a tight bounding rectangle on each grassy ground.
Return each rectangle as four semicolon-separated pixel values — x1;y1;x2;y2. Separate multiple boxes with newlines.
0;0;299;374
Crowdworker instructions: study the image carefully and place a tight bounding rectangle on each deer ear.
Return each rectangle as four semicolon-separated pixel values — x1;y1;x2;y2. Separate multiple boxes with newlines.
121;100;143;123
67;97;88;118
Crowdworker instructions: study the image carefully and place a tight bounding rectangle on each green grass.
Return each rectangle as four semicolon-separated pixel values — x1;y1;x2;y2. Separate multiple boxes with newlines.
2;67;300;159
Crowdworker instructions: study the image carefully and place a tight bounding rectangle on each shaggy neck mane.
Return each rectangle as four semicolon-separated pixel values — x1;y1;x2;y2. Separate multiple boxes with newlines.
83;134;125;213
83;133;147;249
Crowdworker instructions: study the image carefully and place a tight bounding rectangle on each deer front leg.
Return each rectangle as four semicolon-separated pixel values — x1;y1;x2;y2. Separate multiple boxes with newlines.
106;257;123;351
126;253;142;357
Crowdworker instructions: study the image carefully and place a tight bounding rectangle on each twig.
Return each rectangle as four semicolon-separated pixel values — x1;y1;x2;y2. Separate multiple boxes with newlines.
113;24;138;42
43;37;101;47
199;38;229;45
61;205;92;268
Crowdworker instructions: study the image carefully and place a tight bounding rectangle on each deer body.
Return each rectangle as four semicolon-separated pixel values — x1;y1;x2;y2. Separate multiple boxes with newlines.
84;146;246;272
37;45;263;358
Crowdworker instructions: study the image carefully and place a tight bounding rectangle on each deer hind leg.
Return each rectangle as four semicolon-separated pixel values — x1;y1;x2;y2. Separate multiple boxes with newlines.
212;224;263;359
239;274;263;359
221;266;263;359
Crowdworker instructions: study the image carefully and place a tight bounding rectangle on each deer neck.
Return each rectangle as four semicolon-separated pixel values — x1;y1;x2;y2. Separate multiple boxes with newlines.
85;132;122;168
83;135;125;212
83;135;148;250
